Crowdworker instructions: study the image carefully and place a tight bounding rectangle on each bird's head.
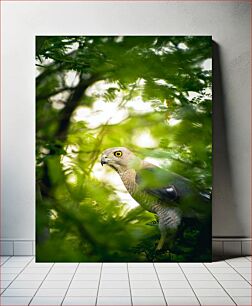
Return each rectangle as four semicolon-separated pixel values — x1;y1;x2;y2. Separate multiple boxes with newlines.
101;147;141;173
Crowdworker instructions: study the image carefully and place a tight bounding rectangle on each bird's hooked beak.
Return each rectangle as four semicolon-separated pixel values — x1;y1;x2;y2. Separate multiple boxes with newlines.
101;156;108;166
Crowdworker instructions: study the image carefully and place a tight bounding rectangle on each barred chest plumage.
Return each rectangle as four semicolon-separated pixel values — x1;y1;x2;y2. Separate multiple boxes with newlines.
119;169;156;212
119;169;181;228
119;169;182;229
119;169;138;194
153;204;182;230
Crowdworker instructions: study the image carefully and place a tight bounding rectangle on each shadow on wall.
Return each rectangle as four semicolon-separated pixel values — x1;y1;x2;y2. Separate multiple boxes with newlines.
212;42;244;240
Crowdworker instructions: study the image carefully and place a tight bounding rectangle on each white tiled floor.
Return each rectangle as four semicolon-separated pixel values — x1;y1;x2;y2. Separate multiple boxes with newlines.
0;256;251;305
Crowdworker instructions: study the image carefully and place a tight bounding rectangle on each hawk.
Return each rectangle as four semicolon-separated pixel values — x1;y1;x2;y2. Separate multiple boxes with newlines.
101;147;211;251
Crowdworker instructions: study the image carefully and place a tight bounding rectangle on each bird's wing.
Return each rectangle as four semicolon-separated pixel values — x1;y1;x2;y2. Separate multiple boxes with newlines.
146;184;179;202
135;165;211;219
199;191;212;202
135;165;192;203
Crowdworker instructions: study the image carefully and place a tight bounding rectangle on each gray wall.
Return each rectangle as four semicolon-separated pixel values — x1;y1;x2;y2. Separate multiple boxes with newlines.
1;1;250;241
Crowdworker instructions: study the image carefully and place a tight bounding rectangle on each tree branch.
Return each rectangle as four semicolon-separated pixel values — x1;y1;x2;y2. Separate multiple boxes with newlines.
36;86;76;101
56;74;100;141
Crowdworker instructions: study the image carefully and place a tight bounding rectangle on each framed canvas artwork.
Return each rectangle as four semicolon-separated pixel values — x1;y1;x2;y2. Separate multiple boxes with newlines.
36;36;212;262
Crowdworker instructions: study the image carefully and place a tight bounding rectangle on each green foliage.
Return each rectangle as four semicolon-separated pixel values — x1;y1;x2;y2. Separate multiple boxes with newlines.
36;36;212;262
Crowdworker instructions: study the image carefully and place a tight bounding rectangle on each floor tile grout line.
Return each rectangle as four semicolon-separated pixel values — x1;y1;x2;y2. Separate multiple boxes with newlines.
126;262;133;306
95;262;103;306
203;263;238;305
225;260;252;286
0;255;12;266
178;263;202;306
61;262;80;306
153;262;168;306
226;257;251;264
1;258;251;305
28;261;55;306
0;255;13;289
0;256;34;296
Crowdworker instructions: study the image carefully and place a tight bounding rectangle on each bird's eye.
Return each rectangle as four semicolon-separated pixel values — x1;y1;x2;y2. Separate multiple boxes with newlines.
114;151;122;157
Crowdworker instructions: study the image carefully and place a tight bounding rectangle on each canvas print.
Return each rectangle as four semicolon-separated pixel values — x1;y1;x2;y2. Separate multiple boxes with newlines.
36;36;212;262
